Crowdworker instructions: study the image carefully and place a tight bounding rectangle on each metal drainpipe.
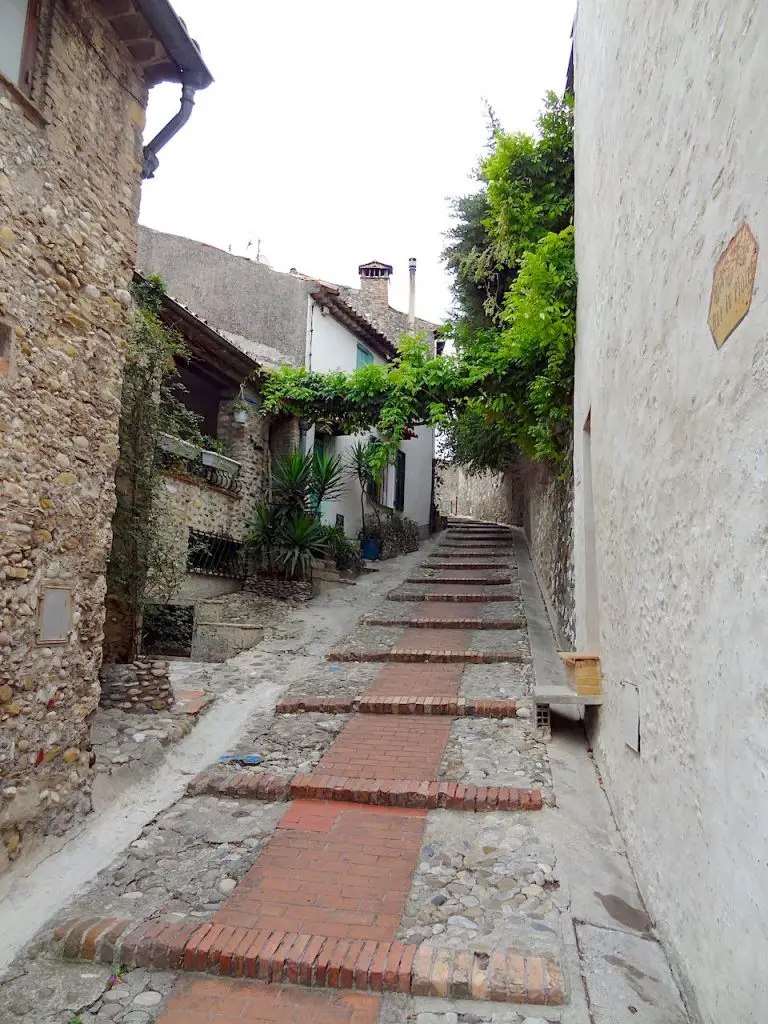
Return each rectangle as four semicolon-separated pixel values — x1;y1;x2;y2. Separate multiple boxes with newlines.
142;82;197;179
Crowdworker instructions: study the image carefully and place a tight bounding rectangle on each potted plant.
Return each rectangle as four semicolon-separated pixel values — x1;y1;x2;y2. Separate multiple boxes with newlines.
348;440;385;560
232;398;249;424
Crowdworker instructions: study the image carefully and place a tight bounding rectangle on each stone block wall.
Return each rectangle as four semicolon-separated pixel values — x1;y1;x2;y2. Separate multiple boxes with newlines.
437;460;574;647
0;0;147;870
99;660;173;712
244;576;312;602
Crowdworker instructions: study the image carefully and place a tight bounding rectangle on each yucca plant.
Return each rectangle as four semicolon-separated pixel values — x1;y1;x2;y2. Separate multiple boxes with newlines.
274;512;327;580
309;449;345;511
271;450;312;518
244;502;279;572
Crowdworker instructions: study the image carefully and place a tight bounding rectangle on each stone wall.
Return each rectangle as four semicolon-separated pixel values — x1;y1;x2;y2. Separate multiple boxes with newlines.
437;461;574;646
0;0;147;870
99;660;173;712
518;460;575;649
243;576;312;603
437;465;520;525
574;2;768;1018
137;226;310;368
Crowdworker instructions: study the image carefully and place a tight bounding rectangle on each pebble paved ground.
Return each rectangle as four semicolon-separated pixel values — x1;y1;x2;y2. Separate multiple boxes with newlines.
0;522;692;1024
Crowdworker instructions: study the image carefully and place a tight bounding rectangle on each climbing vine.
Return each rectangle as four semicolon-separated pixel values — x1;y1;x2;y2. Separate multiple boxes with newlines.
106;276;211;660
260;92;576;471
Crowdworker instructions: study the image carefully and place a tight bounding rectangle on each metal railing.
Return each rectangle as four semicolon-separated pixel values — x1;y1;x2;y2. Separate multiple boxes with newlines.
156;447;242;494
187;529;248;578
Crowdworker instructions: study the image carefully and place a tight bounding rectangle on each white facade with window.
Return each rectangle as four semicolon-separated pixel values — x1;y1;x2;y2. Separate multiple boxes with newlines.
303;296;434;540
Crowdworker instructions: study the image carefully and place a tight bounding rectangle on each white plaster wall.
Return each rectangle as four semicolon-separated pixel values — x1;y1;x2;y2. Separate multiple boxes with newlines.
401;427;435;534
307;302;433;536
573;3;768;1021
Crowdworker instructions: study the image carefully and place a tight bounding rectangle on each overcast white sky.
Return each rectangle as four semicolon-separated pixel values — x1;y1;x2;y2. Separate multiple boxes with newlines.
139;1;575;325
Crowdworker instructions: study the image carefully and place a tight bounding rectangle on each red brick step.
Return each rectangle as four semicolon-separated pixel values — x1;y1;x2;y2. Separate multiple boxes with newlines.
52;915;563;1004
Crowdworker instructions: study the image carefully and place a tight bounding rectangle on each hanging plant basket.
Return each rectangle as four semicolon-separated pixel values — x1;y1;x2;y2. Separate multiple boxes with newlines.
233;407;248;425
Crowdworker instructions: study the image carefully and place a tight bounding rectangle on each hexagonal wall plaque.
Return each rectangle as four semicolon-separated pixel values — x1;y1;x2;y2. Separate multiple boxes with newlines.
708;222;759;348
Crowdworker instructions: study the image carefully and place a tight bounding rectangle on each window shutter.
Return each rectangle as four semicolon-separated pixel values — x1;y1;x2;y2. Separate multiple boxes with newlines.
19;0;40;96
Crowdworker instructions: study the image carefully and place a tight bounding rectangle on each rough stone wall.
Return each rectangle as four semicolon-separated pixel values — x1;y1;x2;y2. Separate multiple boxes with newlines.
136;226;310;368
518;461;575;649
99;660;172;712
0;0;147;869
243;576;312;602
437;461;574;646
574;2;767;1019
437;465;520;525
156;402;271;606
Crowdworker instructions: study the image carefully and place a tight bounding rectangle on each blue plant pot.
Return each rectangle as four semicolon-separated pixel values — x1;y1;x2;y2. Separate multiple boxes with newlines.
361;537;381;561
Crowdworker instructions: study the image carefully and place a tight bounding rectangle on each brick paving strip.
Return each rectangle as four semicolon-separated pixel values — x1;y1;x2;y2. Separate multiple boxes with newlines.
387;590;516;602
51;914;563;1005
45;528;565;1016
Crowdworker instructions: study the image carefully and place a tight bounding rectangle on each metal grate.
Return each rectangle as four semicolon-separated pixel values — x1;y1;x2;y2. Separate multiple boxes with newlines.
157;448;242;494
187;529;247;578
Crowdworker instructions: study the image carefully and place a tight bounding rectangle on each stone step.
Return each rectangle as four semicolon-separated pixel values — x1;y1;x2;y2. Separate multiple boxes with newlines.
52;916;563;1005
405;575;513;586
276;695;519;716
387;591;518;603
363;615;527;629
424;561;511;570
326;648;530;664
188;769;543;811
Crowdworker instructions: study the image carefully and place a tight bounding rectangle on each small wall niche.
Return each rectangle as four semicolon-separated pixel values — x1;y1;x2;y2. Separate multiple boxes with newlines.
0;320;15;380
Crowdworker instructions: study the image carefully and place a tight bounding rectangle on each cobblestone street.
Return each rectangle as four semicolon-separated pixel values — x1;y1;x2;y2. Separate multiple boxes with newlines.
0;525;690;1024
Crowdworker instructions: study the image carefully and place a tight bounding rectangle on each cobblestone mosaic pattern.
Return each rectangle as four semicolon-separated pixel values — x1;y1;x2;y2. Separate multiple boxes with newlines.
380;998;559;1024
460;664;534;702
51;796;285;924
441;720;553;798
0;959;177;1024
397;811;561;961
91;709;194;779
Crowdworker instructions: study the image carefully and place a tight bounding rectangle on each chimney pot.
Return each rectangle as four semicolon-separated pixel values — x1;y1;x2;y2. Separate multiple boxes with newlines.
358;260;393;306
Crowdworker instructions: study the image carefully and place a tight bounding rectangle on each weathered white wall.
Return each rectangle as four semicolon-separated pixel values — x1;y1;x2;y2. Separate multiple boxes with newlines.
308;302;433;535
574;3;768;1021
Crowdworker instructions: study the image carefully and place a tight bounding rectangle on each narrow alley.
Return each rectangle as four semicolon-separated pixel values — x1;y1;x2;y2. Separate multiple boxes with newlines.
0;524;689;1024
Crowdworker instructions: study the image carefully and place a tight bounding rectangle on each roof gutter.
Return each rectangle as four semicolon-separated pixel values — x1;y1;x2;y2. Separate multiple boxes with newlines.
142;82;196;179
133;0;213;179
133;0;214;88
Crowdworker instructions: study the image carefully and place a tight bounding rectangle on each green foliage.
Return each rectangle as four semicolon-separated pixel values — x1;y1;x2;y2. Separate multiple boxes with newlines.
258;93;575;471
271;450;313;515
362;509;420;559
322;525;363;572
107;278;193;659
245;451;348;580
309;449;345;510
273;513;327;580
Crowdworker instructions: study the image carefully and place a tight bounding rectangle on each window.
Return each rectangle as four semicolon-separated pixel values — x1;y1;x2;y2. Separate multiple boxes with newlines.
356;344;373;368
1;0;40;96
187;529;246;578
394;451;406;512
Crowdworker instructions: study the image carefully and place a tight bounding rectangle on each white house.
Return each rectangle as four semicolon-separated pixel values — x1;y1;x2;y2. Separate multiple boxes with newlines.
137;230;438;541
299;261;437;540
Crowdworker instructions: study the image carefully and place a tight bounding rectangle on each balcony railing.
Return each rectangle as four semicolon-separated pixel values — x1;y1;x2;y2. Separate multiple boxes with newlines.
156;433;242;494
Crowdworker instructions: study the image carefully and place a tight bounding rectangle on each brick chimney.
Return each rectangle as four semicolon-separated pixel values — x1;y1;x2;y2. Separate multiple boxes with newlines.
358;260;393;306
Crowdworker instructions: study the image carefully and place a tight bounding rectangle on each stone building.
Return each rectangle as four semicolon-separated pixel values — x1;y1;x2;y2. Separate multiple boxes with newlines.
102;284;272;665
0;0;211;871
571;2;768;1020
137;229;439;539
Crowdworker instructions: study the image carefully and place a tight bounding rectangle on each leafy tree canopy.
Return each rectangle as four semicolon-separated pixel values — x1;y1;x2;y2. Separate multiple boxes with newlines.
260;92;575;471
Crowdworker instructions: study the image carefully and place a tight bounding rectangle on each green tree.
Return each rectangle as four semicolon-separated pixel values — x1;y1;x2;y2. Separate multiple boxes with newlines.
259;92;575;472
